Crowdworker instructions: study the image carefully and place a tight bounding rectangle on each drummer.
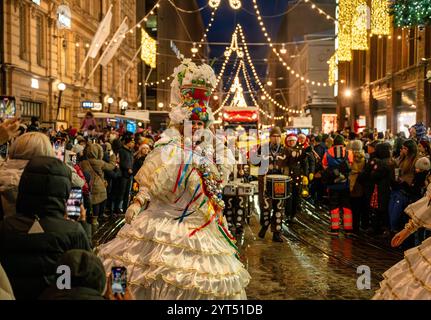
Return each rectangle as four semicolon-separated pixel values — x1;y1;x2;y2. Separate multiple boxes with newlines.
257;126;288;242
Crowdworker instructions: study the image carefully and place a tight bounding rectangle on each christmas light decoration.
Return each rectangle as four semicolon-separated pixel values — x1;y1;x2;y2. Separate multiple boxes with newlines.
230;77;248;108
351;0;368;50
208;0;221;8
390;0;431;27
328;53;337;86
229;0;242;10
251;0;329;86
141;29;157;69
371;0;391;35
337;0;353;61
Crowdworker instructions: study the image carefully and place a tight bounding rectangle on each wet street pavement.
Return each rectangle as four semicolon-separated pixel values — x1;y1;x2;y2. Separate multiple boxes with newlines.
241;200;404;300
94;200;405;300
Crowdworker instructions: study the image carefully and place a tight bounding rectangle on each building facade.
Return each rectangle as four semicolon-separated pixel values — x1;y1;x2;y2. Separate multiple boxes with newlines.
138;0;207;130
337;17;431;135
266;0;336;131
1;0;138;129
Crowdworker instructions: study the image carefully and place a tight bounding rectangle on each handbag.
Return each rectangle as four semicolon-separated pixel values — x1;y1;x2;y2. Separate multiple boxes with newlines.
88;162;108;189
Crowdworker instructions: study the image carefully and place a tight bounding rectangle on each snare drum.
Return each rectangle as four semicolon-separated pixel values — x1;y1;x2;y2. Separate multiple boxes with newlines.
237;183;254;196
265;175;291;199
250;181;259;195
223;183;237;196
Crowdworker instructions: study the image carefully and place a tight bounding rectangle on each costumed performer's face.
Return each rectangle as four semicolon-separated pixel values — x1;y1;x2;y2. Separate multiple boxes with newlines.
192;120;205;136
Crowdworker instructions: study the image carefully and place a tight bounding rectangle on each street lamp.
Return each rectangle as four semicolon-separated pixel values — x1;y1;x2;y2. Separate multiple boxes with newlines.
107;97;114;114
158;102;164;109
344;89;352;98
137;101;142;108
56;82;66;120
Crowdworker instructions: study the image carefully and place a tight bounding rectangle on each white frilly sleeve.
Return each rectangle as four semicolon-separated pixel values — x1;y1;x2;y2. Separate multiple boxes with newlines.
134;143;182;203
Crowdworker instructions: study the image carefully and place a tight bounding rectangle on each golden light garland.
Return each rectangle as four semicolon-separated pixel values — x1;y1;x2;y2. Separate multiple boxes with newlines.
241;60;284;120
141;29;157;69
351;0;368;50
304;0;336;23
145;75;171;87
371;0;391;35
337;0;353;61
237;25;293;112
327;53;337;86
251;0;328;87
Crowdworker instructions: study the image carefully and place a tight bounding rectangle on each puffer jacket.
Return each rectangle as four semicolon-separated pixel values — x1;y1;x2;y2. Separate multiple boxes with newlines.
0;156;91;300
0;159;29;218
39;250;106;300
349;150;365;196
80;144;115;205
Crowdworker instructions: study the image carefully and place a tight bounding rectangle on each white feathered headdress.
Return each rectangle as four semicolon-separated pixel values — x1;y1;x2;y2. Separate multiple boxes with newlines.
169;59;217;128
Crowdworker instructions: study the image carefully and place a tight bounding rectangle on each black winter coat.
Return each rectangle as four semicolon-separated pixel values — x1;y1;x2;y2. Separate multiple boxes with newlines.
369;158;395;212
119;146;134;178
0;156;91;300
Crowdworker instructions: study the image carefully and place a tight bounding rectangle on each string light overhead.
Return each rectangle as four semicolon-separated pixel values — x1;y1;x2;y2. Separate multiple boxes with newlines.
251;0;328;87
208;0;241;10
304;0;336;23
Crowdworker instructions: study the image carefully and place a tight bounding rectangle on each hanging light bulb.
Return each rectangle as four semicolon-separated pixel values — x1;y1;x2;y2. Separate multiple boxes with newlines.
191;43;198;54
208;0;221;8
280;43;287;54
229;0;242;10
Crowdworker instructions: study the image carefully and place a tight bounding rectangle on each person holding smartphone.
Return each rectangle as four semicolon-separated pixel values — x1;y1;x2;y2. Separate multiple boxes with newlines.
40;250;133;300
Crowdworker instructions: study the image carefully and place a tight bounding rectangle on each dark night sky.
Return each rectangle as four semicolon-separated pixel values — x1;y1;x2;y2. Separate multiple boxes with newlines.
196;0;291;88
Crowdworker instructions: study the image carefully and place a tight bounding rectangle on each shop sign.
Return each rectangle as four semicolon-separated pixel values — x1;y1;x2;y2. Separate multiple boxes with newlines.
32;0;41;5
57;5;72;29
81;101;94;109
292;117;312;128
92;103;103;111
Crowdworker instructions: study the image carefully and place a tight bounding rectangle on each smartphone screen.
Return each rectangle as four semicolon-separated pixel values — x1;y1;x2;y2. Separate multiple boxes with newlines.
66;188;83;219
53;141;65;162
111;266;127;295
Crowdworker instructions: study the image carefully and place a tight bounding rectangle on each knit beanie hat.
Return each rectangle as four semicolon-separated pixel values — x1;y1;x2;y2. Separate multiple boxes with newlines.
334;134;345;146
415;157;431;171
270;126;282;137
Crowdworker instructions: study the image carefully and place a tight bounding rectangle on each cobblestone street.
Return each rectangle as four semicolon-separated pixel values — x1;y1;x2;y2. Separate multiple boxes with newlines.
242;201;404;300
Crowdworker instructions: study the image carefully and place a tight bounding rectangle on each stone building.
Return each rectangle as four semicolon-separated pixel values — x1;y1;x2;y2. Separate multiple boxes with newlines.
338;23;431;135
0;0;138;129
266;0;336;131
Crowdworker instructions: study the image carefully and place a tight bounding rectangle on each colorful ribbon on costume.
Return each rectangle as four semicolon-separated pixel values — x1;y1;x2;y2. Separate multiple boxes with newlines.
175;183;202;223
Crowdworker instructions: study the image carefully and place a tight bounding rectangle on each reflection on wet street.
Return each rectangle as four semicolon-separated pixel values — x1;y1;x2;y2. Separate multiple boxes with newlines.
241;200;403;300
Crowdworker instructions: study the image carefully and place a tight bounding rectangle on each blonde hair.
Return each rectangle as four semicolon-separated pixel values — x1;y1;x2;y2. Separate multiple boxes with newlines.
9;132;55;160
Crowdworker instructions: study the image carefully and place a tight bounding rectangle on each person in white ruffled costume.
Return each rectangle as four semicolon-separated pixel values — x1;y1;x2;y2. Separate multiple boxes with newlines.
97;60;250;300
373;177;431;299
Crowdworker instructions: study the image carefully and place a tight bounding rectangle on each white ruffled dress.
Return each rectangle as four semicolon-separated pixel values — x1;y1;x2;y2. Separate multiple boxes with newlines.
373;184;431;300
98;128;250;300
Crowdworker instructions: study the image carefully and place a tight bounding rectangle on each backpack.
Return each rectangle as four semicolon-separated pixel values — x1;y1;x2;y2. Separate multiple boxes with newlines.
321;148;351;185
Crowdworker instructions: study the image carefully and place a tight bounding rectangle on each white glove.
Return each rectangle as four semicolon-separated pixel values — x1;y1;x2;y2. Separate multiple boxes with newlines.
125;202;141;224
